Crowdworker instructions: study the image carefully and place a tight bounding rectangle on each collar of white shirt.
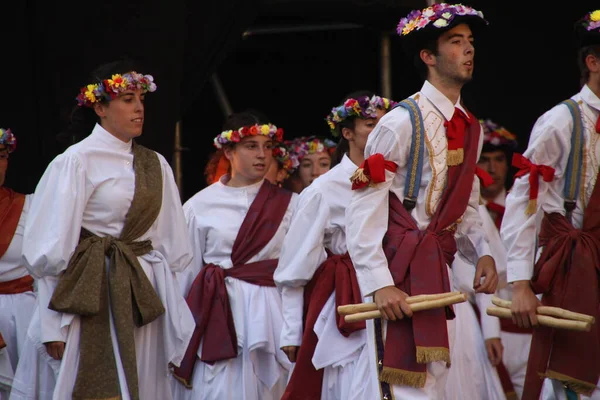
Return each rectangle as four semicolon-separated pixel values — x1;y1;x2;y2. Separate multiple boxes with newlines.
420;80;468;121
581;84;600;113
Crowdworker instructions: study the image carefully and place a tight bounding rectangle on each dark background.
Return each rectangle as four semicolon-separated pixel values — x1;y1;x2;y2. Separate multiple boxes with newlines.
1;0;596;202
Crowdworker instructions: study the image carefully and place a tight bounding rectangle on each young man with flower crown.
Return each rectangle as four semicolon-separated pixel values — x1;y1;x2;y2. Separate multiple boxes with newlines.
345;4;498;399
274;91;396;400
502;9;600;400
171;111;298;400
0;128;38;398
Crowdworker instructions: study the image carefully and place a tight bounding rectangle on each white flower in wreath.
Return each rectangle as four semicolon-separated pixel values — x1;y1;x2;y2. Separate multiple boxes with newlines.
442;12;453;19
422;8;435;18
491;137;501;146
433;18;449;28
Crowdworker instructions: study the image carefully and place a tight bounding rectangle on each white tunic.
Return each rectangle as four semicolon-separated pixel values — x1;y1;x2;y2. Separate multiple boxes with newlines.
172;177;297;400
502;84;600;283
346;81;490;399
20;124;195;400
274;154;376;400
0;195;36;394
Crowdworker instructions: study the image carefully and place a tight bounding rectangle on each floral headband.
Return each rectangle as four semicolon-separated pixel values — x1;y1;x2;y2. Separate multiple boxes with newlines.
273;143;295;178
480;119;517;149
286;136;336;168
582;10;600;32
76;71;157;107
397;3;485;37
213;124;284;149
326;95;397;136
0;128;16;153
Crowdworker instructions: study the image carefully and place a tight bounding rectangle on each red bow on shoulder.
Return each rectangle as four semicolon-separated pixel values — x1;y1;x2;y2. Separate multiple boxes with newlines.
512;153;555;216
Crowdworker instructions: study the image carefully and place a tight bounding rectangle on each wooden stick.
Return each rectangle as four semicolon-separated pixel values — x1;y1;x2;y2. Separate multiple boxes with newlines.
486;306;591;332
344;293;467;323
337;291;463;316
491;296;595;324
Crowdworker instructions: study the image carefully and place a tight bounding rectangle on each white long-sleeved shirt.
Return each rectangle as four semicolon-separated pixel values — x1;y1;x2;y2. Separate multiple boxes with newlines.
275;154;357;346
502;84;600;282
346;80;491;296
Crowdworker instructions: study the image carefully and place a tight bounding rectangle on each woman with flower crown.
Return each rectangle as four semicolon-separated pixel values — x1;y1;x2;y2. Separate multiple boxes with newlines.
274;91;396;400
0;128;38;398
171;111;298;400
18;58;194;400
283;136;336;193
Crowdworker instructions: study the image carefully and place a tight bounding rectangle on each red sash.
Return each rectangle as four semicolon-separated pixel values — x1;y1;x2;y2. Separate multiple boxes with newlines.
0;275;34;294
282;252;365;400
379;112;481;387
0;188;25;259
173;180;292;387
523;181;600;398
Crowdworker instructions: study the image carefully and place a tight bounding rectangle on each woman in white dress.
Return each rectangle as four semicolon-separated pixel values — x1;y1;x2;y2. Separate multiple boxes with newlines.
275;92;396;400
171;112;298;400
20;59;194;400
0;129;37;399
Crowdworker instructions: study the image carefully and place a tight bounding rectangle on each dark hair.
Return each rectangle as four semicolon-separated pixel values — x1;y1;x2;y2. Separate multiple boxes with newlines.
332;90;375;165
577;44;600;86
221;110;269;131
57;57;141;145
409;37;439;81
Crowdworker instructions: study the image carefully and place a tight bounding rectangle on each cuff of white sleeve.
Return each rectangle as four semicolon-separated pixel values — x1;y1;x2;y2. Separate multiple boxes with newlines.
481;312;501;340
507;260;533;283
476;240;492;260
356;267;395;297
41;329;67;344
279;286;304;347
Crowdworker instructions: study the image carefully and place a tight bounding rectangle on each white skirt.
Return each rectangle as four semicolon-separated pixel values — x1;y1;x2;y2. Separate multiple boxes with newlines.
0;291;36;392
171;277;291;400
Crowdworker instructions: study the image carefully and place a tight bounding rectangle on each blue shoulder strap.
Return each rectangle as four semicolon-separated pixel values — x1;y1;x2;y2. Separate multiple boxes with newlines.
560;99;584;220
394;98;425;211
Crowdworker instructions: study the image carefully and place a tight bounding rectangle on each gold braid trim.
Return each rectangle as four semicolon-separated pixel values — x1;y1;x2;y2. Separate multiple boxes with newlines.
380;366;426;388
446;149;464;166
171;373;193;390
416;346;451;364
543;370;596;397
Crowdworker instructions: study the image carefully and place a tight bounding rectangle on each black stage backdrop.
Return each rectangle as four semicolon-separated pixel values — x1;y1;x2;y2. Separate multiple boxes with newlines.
1;0;598;202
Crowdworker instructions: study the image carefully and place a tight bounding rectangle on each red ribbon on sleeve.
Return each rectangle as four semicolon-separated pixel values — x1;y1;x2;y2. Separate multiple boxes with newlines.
350;153;398;190
512;153;555;215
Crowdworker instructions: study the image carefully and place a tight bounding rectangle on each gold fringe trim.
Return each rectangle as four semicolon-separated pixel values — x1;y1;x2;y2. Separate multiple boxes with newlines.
525;199;537;216
171;373;194;390
350;168;369;185
504;391;518;400
543;370;596;397
447;149;464;166
416;346;450;364
380;366;426;388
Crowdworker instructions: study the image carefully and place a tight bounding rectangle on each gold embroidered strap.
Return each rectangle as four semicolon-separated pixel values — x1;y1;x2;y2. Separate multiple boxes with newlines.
49;143;164;400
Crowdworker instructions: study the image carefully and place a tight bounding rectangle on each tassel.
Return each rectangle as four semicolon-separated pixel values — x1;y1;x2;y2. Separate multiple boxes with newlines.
416;346;451;364
525;199;537;216
446;149;464;166
544;370;597;397
350;168;369;184
380;366;426;388
505;392;518;400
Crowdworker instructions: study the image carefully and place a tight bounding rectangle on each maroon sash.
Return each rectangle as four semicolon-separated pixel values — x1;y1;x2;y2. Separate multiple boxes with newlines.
282;251;365;400
523;174;600;398
379;113;481;387
173;180;292;387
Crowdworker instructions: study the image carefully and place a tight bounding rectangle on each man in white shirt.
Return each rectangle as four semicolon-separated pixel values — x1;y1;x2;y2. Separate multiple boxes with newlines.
502;9;600;400
345;4;498;399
